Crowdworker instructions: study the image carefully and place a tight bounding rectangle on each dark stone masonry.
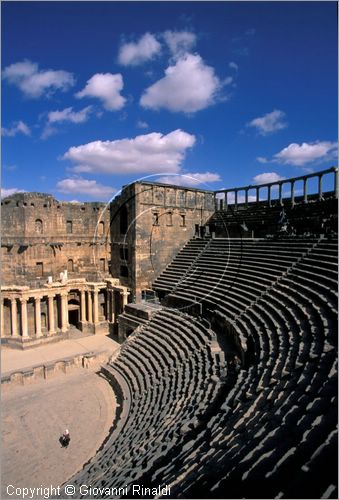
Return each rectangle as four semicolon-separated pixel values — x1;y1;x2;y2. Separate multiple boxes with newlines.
2;167;338;498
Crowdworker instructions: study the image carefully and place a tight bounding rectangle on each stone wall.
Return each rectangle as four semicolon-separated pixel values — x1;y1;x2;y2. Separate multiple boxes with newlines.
110;183;137;297
1;192;111;287
110;182;215;301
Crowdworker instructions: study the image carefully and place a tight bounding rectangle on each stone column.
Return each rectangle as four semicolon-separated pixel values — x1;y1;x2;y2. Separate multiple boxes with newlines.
318;175;323;200
93;289;99;323
48;295;55;334
245;189;248;208
234;190;238;211
110;291;115;323
61;293;68;332
224;192;228;211
219;199;223;211
335;169;338;198
0;298;4;337
256;187;260;204
291;180;295;207
34;297;42;337
268;186;271;207
303;177;308;203
10;298;18;337
279;183;283;206
80;290;87;322
20;298;28;337
106;290;110;322
122;291;129;308
87;291;93;323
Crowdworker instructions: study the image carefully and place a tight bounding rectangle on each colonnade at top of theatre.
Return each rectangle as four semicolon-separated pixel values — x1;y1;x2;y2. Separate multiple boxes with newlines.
214;167;338;211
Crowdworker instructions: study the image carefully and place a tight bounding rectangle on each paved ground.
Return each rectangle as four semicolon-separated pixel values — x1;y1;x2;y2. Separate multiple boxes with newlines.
1;368;117;499
1;335;120;375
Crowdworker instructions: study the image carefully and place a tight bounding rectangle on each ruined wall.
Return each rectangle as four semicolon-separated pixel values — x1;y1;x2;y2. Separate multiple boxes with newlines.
1;193;111;287
110;184;137;295
2;185;214;300
110;182;215;301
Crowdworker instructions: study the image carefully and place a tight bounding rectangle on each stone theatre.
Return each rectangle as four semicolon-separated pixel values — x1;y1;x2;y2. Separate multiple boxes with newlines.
1;166;338;499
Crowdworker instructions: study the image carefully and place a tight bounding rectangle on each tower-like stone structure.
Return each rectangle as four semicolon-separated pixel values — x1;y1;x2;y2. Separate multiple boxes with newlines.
110;181;215;301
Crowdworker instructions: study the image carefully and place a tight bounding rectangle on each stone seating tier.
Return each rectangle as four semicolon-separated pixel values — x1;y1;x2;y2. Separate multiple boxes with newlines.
146;236;337;498
62;229;337;500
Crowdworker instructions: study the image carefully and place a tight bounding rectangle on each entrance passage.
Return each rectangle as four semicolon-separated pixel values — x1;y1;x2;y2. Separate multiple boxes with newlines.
68;298;80;327
68;308;79;326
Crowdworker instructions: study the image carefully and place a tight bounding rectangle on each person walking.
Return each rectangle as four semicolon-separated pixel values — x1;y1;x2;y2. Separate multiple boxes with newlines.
61;429;70;448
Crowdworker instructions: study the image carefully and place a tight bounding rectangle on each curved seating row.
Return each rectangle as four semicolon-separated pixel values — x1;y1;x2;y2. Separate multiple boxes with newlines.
210;197;337;237
63;235;337;499
146;237;337;498
64;308;223;495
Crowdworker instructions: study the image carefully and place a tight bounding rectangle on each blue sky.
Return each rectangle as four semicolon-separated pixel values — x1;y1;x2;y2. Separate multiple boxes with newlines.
2;1;338;201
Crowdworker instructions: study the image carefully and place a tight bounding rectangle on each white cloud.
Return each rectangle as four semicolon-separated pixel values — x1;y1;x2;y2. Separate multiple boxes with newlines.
256;156;269;164
222;76;233;86
247;109;287;135
2;120;31;137
41;106;93;140
47;106;93;124
41;125;58;140
2;60;74;98
136;120;149;129
229;62;239;71
1;187;26;199
157;171;221;187
63;129;195;175
274;141;338;166
118;33;161;66
56;177;115;199
140;53;222;113
163;30;196;58
252;172;285;185
76;73;126;111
